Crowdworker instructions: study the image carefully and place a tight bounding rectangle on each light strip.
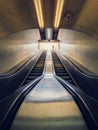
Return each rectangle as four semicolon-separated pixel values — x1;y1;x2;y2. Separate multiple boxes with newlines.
54;0;65;29
34;0;44;29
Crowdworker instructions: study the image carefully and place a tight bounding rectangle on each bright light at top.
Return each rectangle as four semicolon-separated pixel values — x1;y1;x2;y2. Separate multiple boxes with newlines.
34;0;44;29
54;0;65;30
39;41;59;51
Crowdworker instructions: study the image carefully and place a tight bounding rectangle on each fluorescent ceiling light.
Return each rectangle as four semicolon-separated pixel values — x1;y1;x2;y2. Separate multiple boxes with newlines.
54;0;65;29
34;0;44;29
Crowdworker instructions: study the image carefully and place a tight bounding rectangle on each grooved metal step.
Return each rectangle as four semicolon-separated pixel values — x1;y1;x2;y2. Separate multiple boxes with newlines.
22;51;46;85
52;51;76;86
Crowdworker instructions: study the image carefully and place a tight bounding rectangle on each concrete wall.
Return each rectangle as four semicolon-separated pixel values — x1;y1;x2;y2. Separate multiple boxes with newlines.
0;29;40;74
58;29;98;74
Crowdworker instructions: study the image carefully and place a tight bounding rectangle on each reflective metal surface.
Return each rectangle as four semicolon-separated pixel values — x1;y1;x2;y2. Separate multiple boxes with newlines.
25;74;72;102
11;103;88;130
45;51;53;73
10;51;88;130
11;75;88;130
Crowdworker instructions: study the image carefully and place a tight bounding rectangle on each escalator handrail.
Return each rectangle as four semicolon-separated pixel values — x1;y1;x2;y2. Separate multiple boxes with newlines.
58;51;98;78
0;75;44;130
0;53;36;77
18;50;46;86
0;51;42;78
52;50;78;87
55;75;98;130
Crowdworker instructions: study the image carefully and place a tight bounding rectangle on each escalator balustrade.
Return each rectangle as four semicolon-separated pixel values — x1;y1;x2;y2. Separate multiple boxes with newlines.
22;51;46;85
52;51;77;86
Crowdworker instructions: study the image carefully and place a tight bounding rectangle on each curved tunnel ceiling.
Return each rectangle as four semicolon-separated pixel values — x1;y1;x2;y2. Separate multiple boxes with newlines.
0;0;98;40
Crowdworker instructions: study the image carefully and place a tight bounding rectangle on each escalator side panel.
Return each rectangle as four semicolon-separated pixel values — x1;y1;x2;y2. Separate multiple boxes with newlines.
52;51;77;86
22;51;46;85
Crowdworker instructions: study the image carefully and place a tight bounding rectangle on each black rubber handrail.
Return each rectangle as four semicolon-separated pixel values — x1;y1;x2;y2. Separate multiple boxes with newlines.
55;75;98;130
55;50;98;100
59;51;98;78
0;50;47;129
52;50;78;87
0;51;42;78
0;75;44;130
0;51;43;100
20;50;47;86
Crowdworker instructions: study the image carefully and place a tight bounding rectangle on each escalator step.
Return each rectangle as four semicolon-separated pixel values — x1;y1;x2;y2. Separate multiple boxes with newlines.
23;79;32;84
60;75;70;79
52;51;76;86
22;51;46;86
55;68;65;71
64;79;73;83
29;72;42;76
56;72;68;74
60;75;71;79
27;76;38;80
33;67;43;69
31;70;43;73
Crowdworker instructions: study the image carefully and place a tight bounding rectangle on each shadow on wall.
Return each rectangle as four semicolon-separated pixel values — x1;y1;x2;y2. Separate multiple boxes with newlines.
58;29;98;75
0;29;40;74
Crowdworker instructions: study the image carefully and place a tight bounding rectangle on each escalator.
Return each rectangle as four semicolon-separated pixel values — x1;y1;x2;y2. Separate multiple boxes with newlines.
22;51;46;85
0;50;97;130
10;51;88;130
52;50;98;130
52;51;77;86
0;51;47;130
